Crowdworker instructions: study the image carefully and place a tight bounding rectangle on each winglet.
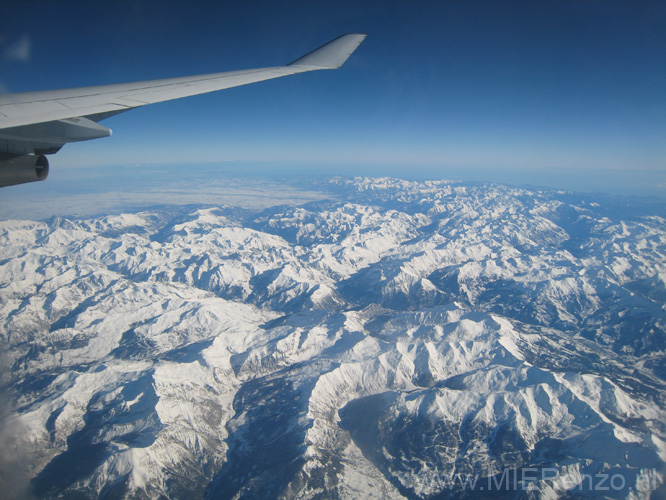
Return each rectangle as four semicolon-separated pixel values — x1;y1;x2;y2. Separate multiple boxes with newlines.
288;34;367;69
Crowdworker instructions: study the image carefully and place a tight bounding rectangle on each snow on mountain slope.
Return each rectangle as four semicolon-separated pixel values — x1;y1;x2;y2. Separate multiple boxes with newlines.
1;177;665;499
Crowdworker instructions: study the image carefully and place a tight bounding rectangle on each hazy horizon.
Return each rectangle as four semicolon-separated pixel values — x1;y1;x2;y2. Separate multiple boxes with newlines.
1;160;665;221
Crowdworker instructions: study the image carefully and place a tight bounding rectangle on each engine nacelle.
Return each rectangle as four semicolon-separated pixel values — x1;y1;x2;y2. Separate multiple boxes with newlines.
0;153;49;187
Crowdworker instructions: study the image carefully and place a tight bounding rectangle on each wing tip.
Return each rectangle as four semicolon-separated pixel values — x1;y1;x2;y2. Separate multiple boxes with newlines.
288;33;367;69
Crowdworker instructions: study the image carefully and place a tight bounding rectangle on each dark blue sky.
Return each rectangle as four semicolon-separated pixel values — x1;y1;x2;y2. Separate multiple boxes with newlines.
1;1;665;195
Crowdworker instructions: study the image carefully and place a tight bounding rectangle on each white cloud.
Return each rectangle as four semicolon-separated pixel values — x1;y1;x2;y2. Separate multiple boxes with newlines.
2;34;31;63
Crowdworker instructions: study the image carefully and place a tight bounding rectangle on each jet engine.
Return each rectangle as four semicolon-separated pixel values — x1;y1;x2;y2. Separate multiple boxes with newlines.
0;153;49;187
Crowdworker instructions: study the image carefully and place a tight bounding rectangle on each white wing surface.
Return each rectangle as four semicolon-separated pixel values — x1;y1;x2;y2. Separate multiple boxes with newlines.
0;34;366;186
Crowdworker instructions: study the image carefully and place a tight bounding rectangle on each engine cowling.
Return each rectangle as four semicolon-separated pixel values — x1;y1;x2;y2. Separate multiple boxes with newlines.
0;153;49;187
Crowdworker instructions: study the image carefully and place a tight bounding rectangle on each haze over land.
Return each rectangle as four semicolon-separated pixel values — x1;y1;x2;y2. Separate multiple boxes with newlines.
1;163;664;223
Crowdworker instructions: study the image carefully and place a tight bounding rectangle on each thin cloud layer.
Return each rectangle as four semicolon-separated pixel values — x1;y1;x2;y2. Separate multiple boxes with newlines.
2;34;31;63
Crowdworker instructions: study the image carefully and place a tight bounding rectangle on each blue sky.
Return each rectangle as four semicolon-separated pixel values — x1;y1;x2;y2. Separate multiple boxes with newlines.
1;0;665;196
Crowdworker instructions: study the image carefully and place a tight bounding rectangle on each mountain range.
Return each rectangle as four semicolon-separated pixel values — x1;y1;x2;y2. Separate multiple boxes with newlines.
1;176;665;499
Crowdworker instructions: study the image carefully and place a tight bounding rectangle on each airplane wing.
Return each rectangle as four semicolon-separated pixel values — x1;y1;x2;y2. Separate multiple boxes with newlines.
0;33;366;187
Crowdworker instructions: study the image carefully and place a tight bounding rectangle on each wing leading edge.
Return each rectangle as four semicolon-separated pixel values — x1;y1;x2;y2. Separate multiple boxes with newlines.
0;33;366;186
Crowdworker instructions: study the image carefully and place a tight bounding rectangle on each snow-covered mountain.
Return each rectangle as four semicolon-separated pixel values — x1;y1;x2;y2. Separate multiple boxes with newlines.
1;177;665;499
